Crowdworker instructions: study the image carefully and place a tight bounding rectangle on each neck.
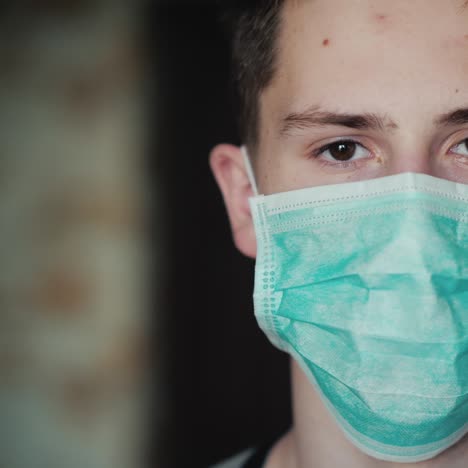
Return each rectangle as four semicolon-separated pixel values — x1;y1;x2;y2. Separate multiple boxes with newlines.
268;360;468;468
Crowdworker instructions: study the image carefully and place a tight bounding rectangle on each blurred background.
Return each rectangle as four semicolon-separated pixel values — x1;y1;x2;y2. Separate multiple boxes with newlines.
0;1;290;467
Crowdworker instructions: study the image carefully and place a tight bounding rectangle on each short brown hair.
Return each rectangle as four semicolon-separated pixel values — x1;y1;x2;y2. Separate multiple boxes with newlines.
225;1;285;150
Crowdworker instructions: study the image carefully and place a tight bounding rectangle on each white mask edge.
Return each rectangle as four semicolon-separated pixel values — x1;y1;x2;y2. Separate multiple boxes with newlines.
241;145;259;196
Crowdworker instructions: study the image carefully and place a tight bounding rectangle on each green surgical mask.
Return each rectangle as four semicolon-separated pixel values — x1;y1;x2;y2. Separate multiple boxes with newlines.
245;150;468;462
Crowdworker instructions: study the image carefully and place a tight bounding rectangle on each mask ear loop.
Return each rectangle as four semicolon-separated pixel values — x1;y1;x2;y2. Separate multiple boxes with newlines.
241;145;259;196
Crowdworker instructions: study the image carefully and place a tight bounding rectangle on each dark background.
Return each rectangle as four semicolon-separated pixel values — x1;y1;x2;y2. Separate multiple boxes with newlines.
151;3;291;468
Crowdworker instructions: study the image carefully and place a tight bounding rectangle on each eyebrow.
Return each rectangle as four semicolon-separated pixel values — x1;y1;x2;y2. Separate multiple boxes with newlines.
279;106;399;136
435;108;468;126
280;106;468;137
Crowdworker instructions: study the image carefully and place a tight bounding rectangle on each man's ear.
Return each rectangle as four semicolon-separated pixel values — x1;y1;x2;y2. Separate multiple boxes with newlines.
209;144;257;258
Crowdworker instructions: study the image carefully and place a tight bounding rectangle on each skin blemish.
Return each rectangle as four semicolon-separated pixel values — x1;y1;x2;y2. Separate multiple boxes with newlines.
456;89;460;93
445;34;468;48
322;38;330;47
372;13;391;34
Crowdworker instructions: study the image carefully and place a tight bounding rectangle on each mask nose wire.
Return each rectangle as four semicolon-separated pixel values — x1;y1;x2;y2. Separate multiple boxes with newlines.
241;145;259;196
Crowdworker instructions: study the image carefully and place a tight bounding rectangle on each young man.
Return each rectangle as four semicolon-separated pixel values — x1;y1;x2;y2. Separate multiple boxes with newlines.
210;1;468;466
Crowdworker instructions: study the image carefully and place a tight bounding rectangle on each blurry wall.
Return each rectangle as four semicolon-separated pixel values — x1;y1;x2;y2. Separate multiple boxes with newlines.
0;2;292;467
0;2;148;468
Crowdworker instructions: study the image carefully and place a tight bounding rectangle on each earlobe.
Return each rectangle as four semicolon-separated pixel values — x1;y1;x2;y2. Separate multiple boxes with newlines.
209;144;257;258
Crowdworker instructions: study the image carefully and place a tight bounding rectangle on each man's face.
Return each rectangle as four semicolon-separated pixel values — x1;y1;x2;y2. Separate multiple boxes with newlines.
210;0;468;258
255;0;468;195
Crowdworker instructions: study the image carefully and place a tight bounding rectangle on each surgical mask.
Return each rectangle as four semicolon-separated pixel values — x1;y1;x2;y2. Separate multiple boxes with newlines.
243;148;468;463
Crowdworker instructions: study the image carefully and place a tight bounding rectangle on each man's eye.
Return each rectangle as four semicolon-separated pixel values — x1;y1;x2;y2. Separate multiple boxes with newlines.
450;138;468;157
315;140;371;162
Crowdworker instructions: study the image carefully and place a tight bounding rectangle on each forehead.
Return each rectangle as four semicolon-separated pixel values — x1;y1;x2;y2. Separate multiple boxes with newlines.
260;0;468;133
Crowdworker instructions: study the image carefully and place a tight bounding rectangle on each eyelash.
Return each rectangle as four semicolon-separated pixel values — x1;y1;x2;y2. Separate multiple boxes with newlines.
309;137;468;168
309;139;371;168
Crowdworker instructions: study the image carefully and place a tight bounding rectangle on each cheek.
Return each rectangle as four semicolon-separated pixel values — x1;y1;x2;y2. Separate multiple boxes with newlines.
433;156;468;185
255;153;283;195
255;151;304;194
258;147;394;193
256;152;340;194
